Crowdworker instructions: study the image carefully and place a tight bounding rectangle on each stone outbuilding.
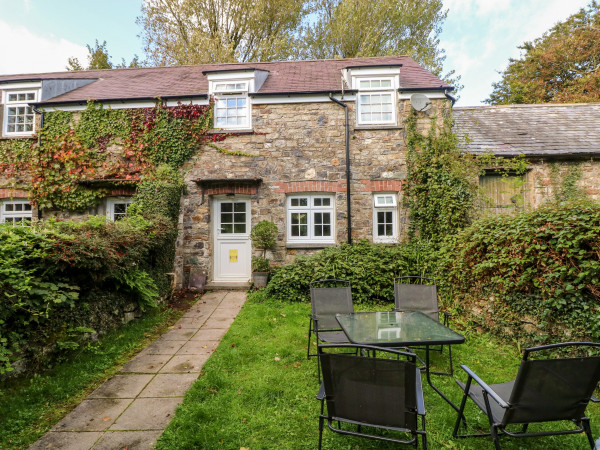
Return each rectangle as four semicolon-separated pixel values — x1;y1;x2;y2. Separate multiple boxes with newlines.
454;103;600;214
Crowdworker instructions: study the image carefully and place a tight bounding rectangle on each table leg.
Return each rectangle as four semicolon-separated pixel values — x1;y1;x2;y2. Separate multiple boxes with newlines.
425;346;461;413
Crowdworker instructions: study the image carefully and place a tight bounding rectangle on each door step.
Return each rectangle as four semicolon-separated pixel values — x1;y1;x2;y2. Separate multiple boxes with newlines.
205;282;251;291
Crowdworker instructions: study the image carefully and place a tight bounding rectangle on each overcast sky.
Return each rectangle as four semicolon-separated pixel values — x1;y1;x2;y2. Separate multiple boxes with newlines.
0;0;592;106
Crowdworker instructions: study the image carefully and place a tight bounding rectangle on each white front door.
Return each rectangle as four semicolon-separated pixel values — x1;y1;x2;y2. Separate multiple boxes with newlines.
213;197;251;282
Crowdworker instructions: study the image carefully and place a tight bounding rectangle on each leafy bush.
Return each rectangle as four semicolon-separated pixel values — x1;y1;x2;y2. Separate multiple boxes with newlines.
0;213;177;374
439;200;600;343
264;240;436;304
252;256;270;272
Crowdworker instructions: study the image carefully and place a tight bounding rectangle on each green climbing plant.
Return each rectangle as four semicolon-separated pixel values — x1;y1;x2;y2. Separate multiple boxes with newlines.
405;108;528;242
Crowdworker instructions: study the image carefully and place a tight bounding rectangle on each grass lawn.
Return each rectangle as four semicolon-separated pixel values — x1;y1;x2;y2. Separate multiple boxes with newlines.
0;298;189;449
158;291;600;449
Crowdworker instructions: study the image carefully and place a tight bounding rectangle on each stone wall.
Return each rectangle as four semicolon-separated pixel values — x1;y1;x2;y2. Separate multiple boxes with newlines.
526;158;600;206
175;97;448;286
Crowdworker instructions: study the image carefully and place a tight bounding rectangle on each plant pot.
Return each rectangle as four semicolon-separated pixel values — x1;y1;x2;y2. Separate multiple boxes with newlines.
252;272;270;289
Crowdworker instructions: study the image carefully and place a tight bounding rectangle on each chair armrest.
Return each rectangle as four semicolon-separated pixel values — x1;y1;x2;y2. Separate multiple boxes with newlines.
316;381;325;400
415;368;426;415
460;364;509;409
440;311;452;326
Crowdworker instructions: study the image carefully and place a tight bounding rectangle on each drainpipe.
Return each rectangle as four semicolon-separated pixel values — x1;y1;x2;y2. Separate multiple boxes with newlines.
32;106;45;145
32;106;45;220
329;93;352;244
444;89;457;106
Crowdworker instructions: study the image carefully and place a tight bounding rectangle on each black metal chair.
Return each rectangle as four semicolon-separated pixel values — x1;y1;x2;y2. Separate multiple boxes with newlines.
317;344;427;449
453;341;600;449
394;276;453;375
307;279;353;361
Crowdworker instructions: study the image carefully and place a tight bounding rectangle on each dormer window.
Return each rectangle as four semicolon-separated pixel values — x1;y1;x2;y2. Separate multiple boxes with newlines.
213;81;250;129
205;69;269;131
356;77;396;126
346;66;400;127
3;90;37;136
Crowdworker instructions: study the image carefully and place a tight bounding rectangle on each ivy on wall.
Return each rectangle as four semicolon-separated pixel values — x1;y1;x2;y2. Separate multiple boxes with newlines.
404;107;528;242
0;101;230;210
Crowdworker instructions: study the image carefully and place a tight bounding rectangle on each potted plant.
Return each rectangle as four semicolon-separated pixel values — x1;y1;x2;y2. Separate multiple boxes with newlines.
250;220;278;289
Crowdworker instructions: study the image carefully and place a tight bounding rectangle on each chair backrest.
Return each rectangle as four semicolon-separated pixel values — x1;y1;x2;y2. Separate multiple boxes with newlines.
310;279;353;330
320;350;418;430
394;276;439;322
502;342;600;426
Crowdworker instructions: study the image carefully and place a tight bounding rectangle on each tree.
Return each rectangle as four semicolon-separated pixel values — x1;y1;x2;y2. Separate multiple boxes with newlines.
299;0;459;86
67;40;141;71
137;0;307;65
486;1;600;105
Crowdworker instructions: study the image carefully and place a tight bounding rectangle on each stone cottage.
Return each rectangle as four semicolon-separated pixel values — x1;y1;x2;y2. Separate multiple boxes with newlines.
3;57;597;289
0;56;454;288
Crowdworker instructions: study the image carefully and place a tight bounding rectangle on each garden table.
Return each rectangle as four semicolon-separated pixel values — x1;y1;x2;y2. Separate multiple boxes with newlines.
336;310;465;412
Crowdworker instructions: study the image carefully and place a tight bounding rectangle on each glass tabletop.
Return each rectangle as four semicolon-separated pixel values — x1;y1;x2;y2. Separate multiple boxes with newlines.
336;311;465;346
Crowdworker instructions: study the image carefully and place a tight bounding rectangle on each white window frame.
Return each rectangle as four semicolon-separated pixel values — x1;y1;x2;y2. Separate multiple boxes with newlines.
3;90;37;136
106;197;133;221
355;77;397;126
1;199;33;225
211;80;251;130
373;193;398;243
286;194;335;244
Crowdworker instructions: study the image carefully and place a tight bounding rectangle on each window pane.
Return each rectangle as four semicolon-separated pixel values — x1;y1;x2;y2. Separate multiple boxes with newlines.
233;213;245;223
234;224;246;233
234;202;246;212
114;204;127;214
291;198;308;207
221;203;233;212
359;80;370;88
5;204;14;212
380;80;392;87
221;224;233;233
291;212;307;225
8;93;17;101
221;213;233;223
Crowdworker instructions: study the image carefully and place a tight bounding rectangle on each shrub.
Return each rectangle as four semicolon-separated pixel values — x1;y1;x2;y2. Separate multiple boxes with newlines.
438;200;600;344
264;240;437;304
0;213;177;374
251;220;278;259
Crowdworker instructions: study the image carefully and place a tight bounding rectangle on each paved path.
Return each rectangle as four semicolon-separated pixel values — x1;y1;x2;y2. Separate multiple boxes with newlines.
30;291;246;450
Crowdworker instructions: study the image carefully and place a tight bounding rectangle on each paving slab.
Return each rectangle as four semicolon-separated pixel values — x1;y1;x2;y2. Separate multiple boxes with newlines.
120;354;168;373
159;327;197;340
29;431;103;450
91;430;162;450
109;398;182;430
181;308;212;319
176;340;219;355
51;399;132;432
202;316;235;329
160;354;209;373
136;339;187;356
173;316;208;328
189;328;228;341
88;375;153;399
139;373;198;397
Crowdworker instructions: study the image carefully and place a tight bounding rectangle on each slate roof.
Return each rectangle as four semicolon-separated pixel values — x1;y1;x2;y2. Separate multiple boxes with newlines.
454;103;600;157
0;56;451;105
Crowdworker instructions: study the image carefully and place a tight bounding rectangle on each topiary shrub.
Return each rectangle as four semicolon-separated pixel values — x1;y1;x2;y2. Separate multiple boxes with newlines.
438;200;600;344
264;240;436;304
